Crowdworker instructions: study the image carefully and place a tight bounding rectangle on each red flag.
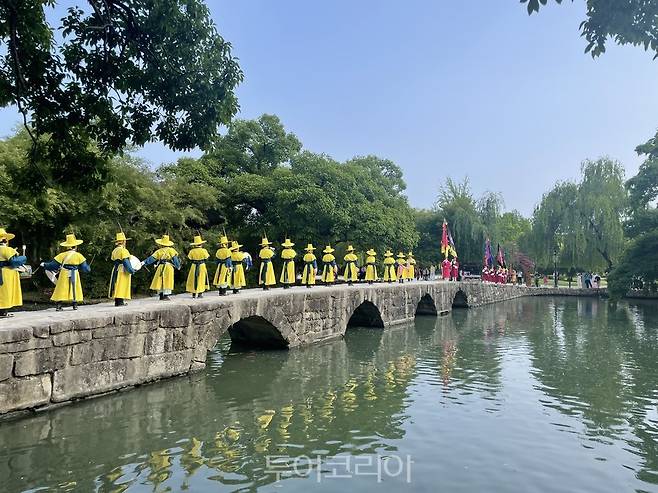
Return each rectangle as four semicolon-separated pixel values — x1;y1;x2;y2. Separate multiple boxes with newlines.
441;220;449;259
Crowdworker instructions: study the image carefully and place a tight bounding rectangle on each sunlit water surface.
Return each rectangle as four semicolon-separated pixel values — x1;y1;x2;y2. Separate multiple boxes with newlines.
1;297;658;492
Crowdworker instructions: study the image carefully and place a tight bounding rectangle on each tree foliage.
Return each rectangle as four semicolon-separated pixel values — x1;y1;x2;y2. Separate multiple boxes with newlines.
522;0;658;58
608;142;658;297
527;158;626;272
165;115;419;262
0;0;242;187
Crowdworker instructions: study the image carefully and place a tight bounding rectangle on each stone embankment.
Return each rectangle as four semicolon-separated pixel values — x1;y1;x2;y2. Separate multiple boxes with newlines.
0;281;605;418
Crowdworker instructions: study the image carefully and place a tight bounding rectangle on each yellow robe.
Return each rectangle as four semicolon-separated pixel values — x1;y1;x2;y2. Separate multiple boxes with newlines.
301;252;316;285
407;258;416;280
259;247;276;286
213;246;232;288
322;253;336;283
109;246;132;299
383;257;397;282
280;248;297;284
186;247;210;294
231;250;247;289
51;251;87;302
365;255;378;281
0;245;22;309
149;247;179;293
343;253;358;282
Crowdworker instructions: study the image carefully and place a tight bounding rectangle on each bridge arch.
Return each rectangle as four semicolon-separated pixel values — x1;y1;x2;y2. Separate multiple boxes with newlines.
227;315;289;349
452;289;469;308
347;300;385;328
415;293;438;316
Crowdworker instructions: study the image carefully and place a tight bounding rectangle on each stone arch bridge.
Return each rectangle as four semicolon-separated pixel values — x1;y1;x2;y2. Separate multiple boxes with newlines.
0;281;588;417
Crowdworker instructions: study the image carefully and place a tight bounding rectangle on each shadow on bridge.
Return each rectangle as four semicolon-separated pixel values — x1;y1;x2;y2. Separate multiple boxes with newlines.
228;316;289;350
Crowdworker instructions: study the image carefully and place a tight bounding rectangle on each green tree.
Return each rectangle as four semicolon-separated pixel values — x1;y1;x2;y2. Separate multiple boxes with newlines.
608;143;658;297
521;0;658;58
434;177;488;265
0;0;242;186
527;158;626;272
165;115;419;267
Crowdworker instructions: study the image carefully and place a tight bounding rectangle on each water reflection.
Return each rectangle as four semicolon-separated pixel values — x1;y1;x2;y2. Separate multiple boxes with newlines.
0;298;657;492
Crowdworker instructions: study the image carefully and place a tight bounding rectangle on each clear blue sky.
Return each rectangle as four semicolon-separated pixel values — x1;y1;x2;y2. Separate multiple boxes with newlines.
2;0;657;215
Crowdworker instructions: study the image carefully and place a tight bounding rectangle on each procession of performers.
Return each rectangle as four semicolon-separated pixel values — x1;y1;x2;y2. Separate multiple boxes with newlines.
0;220;527;316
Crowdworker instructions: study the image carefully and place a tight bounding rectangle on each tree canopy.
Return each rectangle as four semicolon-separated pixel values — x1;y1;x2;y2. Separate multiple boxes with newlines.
522;0;658;58
0;0;242;187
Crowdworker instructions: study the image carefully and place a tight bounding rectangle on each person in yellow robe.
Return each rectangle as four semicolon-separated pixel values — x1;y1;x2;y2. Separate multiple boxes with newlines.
186;235;210;298
230;240;250;294
280;238;297;288
301;244;317;288
258;236;276;290
396;252;407;284
109;232;137;307
343;245;359;286
383;250;397;283
0;228;26;317
321;245;337;285
43;233;91;311
365;248;378;285
407;252;416;281
213;235;232;296
142;234;181;301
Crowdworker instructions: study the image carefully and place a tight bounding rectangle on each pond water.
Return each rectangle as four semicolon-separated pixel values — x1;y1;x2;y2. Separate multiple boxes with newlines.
1;297;658;492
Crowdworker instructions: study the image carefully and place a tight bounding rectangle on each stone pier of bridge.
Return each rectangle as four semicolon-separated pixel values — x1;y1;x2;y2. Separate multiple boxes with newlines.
0;281;600;418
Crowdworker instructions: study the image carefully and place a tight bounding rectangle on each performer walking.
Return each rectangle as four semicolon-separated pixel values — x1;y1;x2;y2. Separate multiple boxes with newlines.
109;232;137;306
383;250;397;283
0;228;26;317
451;257;460;281
143;234;181;301
230;240;250;294
343;245;358;286
406;252;416;281
321;245;337;285
301;243;317;288
396;252;407;284
365;248;378;285
213;235;232;296
186;235;210;298
43;233;91;311
442;257;452;280
258;236;276;290
280;238;297;289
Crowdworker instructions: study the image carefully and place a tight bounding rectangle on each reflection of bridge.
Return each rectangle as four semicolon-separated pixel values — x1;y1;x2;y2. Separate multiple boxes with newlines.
0;281;593;417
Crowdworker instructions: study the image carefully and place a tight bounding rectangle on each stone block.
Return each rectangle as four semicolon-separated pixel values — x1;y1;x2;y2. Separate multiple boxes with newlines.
92;325;132;339
71;334;145;365
73;316;114;331
33;326;50;339
14;347;71;376
0;375;52;414
0;326;32;344
52;330;92;347
0;354;13;381
52;350;193;402
159;307;191;328
0;337;52;354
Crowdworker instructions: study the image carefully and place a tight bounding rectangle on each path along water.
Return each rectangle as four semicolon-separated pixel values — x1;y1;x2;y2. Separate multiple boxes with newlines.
1;296;657;492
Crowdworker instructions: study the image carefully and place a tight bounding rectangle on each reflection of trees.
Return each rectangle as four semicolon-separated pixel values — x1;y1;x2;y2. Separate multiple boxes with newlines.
0;323;421;492
526;298;658;483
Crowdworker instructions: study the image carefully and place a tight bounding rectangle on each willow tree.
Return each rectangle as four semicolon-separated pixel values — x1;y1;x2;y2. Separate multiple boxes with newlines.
528;158;626;271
